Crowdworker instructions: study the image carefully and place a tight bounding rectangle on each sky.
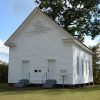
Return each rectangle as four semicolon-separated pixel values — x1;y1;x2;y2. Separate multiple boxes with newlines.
0;0;100;62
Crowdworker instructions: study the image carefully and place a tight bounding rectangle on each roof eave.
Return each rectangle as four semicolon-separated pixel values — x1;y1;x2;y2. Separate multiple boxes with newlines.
63;39;93;54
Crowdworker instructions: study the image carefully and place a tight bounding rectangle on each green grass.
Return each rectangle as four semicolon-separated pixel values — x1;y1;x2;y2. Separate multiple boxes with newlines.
0;84;100;100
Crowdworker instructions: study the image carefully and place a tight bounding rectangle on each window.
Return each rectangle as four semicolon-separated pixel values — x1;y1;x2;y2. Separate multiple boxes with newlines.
86;60;87;75
82;59;84;74
89;61;91;75
34;70;38;72
77;57;79;74
39;70;41;72
34;70;41;72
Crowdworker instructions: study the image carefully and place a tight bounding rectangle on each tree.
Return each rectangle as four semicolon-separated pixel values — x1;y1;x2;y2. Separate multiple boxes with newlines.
0;60;8;83
92;43;100;84
35;0;100;41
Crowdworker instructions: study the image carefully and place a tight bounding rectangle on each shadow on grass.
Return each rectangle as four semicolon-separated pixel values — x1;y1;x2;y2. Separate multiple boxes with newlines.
0;84;100;95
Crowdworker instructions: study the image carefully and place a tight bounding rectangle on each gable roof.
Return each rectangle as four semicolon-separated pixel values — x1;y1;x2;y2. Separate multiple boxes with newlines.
4;7;93;54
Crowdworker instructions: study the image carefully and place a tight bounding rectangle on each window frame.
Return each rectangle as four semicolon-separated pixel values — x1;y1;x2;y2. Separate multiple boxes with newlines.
89;61;91;75
77;56;79;75
34;70;38;72
82;59;84;75
86;60;87;75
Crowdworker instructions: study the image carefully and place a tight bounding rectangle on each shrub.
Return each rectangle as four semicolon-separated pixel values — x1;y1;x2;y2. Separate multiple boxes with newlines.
0;60;8;83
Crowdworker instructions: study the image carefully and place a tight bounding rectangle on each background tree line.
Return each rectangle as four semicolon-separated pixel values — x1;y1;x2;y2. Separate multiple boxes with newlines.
0;60;8;83
92;43;100;84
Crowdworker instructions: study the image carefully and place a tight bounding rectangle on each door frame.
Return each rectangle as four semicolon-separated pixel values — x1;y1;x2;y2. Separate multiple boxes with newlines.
47;58;56;80
21;60;30;80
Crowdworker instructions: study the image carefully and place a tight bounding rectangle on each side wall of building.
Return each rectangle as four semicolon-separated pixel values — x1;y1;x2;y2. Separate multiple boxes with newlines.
72;44;93;84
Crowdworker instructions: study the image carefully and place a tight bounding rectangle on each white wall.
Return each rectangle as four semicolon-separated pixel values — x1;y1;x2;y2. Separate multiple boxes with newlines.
8;10;74;84
72;44;93;84
8;9;93;85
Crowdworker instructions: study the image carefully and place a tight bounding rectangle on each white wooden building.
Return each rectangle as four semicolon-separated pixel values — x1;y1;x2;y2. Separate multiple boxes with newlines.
5;8;93;86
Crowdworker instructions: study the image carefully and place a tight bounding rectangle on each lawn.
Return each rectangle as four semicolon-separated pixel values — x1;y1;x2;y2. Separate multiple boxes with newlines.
0;84;100;100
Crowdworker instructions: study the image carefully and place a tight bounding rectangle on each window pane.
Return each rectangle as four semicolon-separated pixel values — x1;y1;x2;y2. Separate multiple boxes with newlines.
86;60;87;75
82;59;84;74
89;61;91;75
77;57;79;74
34;70;38;72
39;70;41;72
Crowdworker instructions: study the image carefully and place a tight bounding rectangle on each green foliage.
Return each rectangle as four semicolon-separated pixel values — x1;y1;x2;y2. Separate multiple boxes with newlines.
0;60;8;83
35;0;100;41
92;43;100;84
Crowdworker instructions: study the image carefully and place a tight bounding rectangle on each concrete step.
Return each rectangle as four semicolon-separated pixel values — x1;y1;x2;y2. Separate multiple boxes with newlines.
43;80;56;88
